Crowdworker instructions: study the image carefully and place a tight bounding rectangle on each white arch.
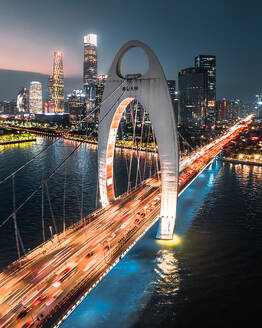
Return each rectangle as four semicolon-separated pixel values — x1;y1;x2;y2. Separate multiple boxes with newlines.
98;40;179;239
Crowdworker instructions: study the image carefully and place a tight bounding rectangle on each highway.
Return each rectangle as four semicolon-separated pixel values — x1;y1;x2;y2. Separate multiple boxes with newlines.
0;116;252;328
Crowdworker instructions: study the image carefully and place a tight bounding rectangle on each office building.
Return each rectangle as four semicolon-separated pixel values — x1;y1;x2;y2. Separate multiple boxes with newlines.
178;67;207;128
48;75;54;101
195;55;216;124
226;99;241;121
95;74;107;123
216;98;227;122
179;54;216;129
83;34;97;107
17;88;28;112
29;81;42;113
52;51;64;113
67;90;87;125
167;80;179;124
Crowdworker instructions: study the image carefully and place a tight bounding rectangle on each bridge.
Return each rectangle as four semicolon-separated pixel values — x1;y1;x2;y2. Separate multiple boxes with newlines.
0;41;252;328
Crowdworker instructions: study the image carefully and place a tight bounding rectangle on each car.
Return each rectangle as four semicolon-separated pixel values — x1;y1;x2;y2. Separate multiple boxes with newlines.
21;322;34;328
86;252;94;257
32;296;45;306
17;309;28;321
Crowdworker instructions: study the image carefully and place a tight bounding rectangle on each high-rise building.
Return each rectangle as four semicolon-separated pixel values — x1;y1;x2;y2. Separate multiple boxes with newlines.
52;51;64;113
67;90;87;125
0;100;17;114
216;98;227;122
29;81;42;113
17;88;28;112
167;80;176;101
95;74;107;123
178;54;216;129
226;99;241;121
195;55;216;124
83;34;97;105
48;75;54;101
167;80;179;124
178;67;208;128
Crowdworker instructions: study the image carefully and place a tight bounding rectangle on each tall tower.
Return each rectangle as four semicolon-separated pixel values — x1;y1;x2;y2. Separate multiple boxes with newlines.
29;81;42;113
83;34;97;106
195;55;216;125
17;88;29;112
52;51;64;113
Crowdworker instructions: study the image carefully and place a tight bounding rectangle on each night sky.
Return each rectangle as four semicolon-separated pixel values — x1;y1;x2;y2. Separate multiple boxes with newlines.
0;0;261;102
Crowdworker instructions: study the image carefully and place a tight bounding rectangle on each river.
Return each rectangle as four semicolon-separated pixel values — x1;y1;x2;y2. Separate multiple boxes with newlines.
1;137;261;327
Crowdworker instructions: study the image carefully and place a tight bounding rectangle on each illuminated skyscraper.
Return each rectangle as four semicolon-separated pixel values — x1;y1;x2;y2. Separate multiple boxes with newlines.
52;51;64;113
29;81;42;113
95;74;107;124
17;88;28;112
195;55;216;124
179;54;216;128
83;34;97;104
48;75;54;101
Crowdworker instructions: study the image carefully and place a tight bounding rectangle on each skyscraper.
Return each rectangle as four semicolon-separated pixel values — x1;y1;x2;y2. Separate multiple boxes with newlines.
67;90;87;126
52;51;64;113
178;54;216;129
178;67;207;128
29;81;42;113
216;98;227;122
95;74;107;123
195;55;216;124
83;34;97;105
48;75;53;101
17;88;28;112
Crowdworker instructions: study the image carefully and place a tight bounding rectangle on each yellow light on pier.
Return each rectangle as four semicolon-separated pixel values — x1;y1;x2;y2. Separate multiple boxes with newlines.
157;234;182;246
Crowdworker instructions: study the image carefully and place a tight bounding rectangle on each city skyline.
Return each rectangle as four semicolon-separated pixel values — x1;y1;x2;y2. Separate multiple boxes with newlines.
0;0;261;102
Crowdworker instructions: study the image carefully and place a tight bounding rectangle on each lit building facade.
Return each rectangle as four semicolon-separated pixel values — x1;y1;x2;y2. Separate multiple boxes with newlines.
179;54;216;129
52;51;64;113
195;55;216;124
178;67;207;128
29;81;42;113
83;34;97;108
226;99;241;121
17;88;29;112
48;75;54;101
67;90;87;125
216;98;227;122
95;74;107;123
167;80;179;125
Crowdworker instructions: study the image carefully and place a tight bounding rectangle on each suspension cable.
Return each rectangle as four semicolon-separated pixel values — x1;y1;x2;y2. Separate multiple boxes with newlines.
135;108;145;187
0;80;127;186
151;127;160;179
127;99;138;193
0;84;126;230
42;184;45;243
45;181;58;235
12;174;20;261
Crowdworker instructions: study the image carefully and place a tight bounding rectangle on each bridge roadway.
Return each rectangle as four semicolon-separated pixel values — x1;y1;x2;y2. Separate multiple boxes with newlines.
0;118;251;328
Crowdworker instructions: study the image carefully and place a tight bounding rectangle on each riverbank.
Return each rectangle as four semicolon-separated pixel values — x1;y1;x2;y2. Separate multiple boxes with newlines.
0;138;36;145
220;157;262;167
4;126;158;153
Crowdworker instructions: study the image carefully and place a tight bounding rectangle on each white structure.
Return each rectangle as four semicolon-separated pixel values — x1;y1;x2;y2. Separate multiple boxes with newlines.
98;40;179;240
29;81;42;113
84;33;97;46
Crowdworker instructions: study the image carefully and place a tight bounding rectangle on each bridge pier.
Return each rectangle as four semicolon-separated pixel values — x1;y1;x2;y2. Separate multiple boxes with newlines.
156;216;176;240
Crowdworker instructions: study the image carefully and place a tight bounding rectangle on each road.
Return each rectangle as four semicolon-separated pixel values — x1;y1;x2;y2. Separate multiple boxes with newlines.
0;116;252;328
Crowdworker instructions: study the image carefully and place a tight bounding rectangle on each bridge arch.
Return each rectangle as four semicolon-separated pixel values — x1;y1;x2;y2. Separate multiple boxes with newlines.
98;40;179;239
